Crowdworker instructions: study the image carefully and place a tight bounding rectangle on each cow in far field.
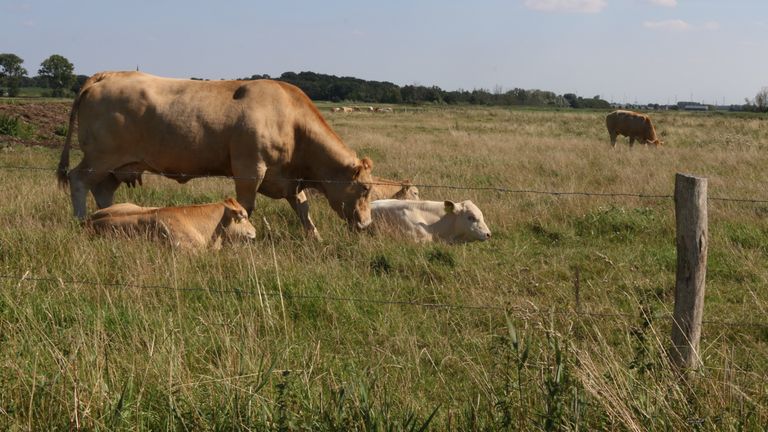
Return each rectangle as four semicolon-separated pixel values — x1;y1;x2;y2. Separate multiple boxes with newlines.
605;110;662;148
371;199;491;243
369;177;420;201
86;198;257;249
342;106;354;113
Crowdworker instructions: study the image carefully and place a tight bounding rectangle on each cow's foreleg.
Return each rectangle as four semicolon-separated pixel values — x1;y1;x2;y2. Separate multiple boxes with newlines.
232;162;267;217
629;136;636;148
91;175;121;209
609;133;617;148
286;191;322;240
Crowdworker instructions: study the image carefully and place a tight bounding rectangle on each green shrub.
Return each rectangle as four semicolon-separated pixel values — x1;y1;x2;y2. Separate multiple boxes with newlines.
0;114;35;139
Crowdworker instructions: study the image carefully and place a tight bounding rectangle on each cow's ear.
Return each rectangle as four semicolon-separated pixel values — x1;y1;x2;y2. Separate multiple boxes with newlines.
353;157;374;179
444;200;455;214
223;197;238;210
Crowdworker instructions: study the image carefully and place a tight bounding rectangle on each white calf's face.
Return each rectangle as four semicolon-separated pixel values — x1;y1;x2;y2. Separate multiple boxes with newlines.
446;200;491;242
404;186;420;200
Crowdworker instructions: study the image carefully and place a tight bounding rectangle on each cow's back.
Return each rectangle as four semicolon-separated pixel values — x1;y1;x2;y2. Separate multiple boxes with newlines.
606;110;648;136
76;73;303;175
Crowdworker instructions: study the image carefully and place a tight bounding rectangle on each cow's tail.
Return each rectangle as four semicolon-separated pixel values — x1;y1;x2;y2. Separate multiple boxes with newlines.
56;72;113;189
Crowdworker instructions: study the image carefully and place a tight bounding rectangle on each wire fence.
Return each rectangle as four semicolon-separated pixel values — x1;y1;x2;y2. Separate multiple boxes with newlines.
3;273;767;331
2;163;768;203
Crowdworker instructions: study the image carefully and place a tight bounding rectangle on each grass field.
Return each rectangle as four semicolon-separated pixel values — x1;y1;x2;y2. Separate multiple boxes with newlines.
1;104;768;430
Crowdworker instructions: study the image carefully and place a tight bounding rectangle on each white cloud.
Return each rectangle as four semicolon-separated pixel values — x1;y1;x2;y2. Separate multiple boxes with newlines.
643;19;721;32
523;0;607;13
643;19;691;31
648;0;677;7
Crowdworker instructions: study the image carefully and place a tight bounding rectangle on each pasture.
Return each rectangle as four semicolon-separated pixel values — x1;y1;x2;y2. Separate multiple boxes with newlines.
1;103;768;430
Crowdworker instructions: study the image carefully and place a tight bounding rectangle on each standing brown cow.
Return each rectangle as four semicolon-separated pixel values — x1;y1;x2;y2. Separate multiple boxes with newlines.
56;71;375;239
605;110;663;148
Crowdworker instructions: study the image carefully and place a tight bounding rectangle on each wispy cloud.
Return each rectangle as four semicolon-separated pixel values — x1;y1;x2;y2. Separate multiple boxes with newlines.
643;19;721;32
523;0;607;14
647;0;677;7
643;19;690;31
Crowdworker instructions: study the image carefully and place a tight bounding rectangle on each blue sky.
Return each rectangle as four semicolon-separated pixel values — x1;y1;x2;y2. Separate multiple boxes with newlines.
2;0;766;104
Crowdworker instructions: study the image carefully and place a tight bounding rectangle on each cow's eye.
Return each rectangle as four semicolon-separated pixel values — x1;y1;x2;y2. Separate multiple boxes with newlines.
468;215;477;222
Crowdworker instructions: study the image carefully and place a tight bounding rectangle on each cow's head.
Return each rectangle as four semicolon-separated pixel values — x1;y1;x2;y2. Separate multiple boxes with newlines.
220;198;257;243
324;157;374;230
394;181;420;200
444;200;492;242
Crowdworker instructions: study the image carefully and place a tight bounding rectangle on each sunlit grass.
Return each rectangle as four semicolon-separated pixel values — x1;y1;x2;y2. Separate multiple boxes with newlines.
0;106;767;430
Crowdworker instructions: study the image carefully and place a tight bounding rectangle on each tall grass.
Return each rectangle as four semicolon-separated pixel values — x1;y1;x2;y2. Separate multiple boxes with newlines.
0;106;767;430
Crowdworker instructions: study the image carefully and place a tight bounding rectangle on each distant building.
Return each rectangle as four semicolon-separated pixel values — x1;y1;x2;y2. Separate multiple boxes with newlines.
677;101;709;111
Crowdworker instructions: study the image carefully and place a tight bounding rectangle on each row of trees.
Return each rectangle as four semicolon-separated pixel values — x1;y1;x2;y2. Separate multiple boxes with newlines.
248;71;601;108
0;53;611;107
0;53;80;97
9;54;761;111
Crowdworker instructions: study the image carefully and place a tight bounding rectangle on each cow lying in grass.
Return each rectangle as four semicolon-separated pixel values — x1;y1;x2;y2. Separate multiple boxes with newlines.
369;177;420;201
371;199;491;243
86;198;257;249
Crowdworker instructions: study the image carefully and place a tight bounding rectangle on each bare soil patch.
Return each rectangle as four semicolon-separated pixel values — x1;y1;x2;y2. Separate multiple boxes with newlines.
0;100;71;148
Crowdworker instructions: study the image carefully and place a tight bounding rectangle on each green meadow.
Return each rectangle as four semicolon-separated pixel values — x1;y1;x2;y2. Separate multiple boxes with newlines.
1;104;767;430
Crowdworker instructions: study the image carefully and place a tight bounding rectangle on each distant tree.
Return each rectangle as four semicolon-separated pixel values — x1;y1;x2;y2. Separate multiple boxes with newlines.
71;74;89;94
563;93;579;108
0;53;28;97
754;87;768;112
38;54;74;97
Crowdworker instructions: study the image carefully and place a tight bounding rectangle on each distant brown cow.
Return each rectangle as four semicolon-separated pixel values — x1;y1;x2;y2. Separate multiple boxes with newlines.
605;110;662;148
369;177;420;201
86;198;256;249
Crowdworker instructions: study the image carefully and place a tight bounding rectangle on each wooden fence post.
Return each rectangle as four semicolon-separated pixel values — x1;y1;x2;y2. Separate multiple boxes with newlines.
671;173;708;370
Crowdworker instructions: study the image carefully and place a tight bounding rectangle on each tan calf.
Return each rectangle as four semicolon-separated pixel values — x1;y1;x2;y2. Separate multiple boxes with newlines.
86;198;256;249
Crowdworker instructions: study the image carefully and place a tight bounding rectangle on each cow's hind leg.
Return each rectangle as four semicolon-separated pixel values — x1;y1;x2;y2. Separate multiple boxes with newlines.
91;175;121;209
68;161;108;219
286;191;321;240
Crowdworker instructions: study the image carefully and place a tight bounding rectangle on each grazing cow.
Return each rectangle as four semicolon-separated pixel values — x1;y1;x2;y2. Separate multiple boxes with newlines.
605;110;663;148
56;71;374;239
342;106;354;113
330;107;342;113
371;199;491;243
86;198;257;249
369;177;420;201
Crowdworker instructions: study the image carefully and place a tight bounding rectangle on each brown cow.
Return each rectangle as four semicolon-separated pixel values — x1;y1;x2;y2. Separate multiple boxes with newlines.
369;177;420;201
86;198;257;249
606;110;662;148
56;71;374;239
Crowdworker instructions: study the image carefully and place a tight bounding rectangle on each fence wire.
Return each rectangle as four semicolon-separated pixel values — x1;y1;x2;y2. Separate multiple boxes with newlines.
2;274;768;330
2;163;768;203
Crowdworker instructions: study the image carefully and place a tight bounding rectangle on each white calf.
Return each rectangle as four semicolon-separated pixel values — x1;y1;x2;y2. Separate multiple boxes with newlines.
371;199;491;243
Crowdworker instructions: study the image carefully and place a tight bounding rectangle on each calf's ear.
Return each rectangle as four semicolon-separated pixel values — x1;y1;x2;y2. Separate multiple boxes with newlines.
444;201;456;214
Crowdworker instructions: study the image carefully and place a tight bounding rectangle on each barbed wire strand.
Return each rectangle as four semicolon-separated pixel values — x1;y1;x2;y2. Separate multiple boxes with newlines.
3;163;768;203
3;274;768;330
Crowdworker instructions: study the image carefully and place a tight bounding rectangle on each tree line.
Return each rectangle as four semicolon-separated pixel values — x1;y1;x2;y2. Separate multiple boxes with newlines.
241;71;610;108
3;52;766;111
0;53;88;97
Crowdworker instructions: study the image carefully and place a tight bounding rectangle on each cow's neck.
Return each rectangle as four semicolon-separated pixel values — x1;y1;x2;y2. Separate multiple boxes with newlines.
295;127;357;188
